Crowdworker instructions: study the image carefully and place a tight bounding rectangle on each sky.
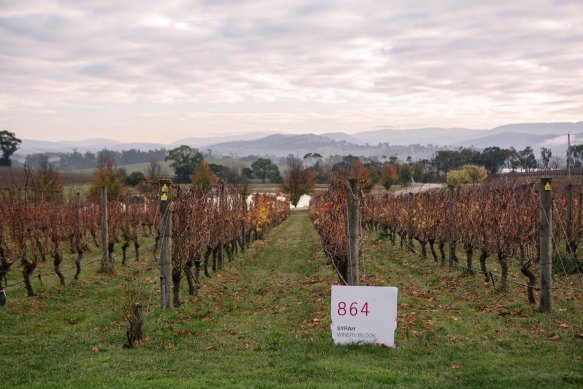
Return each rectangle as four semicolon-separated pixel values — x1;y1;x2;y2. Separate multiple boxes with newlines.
0;0;582;143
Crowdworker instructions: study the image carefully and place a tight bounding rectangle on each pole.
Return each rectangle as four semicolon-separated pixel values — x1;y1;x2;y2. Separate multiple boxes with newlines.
346;179;360;286
567;133;571;180
74;192;82;280
448;185;456;268
75;192;81;238
540;177;552;313
159;179;172;310
407;192;414;252
566;183;573;253
99;185;113;274
578;192;582;241
241;190;247;252
218;180;225;270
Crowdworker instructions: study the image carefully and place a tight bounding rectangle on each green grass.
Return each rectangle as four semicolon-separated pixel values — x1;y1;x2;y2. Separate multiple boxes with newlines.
1;214;582;388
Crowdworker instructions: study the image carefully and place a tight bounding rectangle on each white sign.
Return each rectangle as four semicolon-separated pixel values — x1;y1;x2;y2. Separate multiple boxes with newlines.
331;285;398;347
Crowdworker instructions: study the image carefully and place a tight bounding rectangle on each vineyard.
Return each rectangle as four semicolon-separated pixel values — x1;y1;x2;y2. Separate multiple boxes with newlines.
310;178;583;306
0;181;290;310
1;177;582;387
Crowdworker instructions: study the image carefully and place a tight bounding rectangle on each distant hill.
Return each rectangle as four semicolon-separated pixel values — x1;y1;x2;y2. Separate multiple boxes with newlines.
455;122;583;152
488;122;583;136
14;122;583;160
321;132;360;143
18;139;166;155
210;134;355;158
209;133;443;160
354;127;485;146
170;132;273;149
454;132;555;149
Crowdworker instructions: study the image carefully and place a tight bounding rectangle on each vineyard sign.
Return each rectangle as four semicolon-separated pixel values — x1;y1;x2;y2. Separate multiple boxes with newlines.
331;285;398;347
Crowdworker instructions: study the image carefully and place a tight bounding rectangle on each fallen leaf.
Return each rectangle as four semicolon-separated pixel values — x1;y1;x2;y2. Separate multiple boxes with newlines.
451;364;461;369
495;306;510;316
206;345;216;350
164;344;174;349
68;318;77;325
511;308;522;315
549;335;561;341
91;347;99;353
575;333;583;339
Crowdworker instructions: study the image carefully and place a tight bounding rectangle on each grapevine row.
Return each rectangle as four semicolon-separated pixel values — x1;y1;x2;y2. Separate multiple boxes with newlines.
0;183;290;306
310;178;583;303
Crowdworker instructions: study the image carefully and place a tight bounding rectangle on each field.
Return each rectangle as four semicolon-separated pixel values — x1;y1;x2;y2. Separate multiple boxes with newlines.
1;213;581;388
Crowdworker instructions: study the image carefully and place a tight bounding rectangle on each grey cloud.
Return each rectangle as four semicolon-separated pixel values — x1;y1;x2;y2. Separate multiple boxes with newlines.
0;0;581;141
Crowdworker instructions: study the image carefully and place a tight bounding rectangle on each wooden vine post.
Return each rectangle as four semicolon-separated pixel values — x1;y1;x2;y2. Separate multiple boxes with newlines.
407;192;414;253
241;189;247;252
218;180;225;270
540;177;552;313
74;192;82;280
447;185;456;268
346;179;360;286
159;179;172;310
99;185;114;274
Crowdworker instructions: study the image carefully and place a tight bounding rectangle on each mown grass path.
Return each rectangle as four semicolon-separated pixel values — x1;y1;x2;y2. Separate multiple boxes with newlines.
1;213;582;388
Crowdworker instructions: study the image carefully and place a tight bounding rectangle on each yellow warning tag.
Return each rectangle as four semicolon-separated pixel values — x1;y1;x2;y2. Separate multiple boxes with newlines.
544;182;552;191
161;193;168;201
162;184;169;193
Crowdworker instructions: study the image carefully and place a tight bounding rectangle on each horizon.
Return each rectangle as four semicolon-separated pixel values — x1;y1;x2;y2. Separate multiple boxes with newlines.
22;126;494;144
1;1;582;143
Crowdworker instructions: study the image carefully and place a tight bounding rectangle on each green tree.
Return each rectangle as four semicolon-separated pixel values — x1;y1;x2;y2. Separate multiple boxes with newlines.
251;158;280;183
446;164;487;187
446;169;470;187
478;147;510;174
0;130;22;167
165;145;204;183
434;148;479;174
462;164;488;184
540;147;552;169
412;161;425;182
506;147;520;171
398;164;411;184
125;171;145;186
518;146;537;171
241;167;253;179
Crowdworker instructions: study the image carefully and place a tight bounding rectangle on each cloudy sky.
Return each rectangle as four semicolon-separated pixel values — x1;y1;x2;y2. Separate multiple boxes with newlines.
1;0;582;143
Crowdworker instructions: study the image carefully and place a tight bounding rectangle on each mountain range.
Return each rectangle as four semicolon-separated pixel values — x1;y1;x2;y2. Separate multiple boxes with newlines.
14;122;583;160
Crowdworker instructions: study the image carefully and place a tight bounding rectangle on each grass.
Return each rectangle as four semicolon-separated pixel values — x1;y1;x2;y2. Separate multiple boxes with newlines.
1;214;582;388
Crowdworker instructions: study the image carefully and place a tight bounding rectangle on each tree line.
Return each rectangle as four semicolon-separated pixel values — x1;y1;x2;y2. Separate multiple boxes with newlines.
24;148;168;171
